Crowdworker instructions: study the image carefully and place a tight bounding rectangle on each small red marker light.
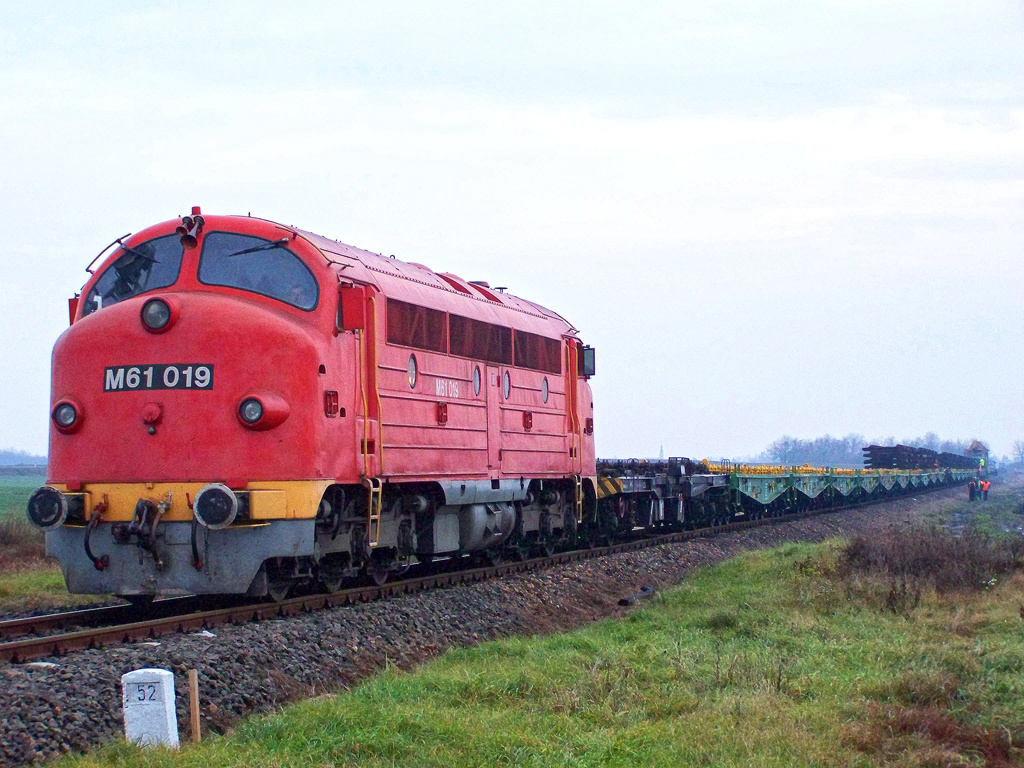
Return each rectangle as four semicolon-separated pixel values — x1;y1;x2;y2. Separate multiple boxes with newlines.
191;206;202;215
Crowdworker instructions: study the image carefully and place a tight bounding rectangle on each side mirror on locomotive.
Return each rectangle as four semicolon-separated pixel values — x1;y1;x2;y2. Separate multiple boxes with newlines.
579;345;596;378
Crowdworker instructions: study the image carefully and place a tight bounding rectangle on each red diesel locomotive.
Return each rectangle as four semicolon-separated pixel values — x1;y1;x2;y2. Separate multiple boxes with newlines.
27;209;598;599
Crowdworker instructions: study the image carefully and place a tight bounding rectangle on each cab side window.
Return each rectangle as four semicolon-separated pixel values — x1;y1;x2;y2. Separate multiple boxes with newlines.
198;232;319;310
82;235;184;317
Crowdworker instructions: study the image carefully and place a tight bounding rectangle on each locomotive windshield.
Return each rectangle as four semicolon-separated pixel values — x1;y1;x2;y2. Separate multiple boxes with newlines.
81;235;184;317
198;232;319;311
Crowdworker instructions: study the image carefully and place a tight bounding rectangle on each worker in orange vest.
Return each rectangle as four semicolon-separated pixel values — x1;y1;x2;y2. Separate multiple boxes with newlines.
981;480;991;500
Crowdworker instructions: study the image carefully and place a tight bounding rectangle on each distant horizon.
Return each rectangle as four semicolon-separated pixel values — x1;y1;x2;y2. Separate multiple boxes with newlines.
4;432;1007;468
0;448;47;466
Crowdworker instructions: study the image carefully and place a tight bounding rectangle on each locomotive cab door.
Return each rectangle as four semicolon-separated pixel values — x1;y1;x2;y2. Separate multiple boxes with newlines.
485;365;501;472
565;338;582;474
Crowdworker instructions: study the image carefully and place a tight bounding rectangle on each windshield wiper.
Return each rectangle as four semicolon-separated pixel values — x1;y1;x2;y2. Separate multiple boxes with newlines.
116;237;153;262
226;238;290;257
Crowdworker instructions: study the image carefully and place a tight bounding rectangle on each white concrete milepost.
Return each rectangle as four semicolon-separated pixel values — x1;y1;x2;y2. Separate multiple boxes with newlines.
121;668;180;749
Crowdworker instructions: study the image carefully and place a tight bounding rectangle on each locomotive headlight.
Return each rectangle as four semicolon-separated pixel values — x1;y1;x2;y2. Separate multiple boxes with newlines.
51;399;83;433
236;391;290;430
141;298;172;331
192;483;238;529
239;398;264;424
53;402;77;428
26;486;68;530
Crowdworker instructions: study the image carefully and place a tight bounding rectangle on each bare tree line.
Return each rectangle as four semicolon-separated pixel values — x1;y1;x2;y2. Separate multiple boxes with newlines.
757;433;974;468
0;448;46;467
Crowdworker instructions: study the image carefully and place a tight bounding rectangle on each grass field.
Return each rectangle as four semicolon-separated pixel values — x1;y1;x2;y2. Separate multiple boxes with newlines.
61;517;1024;768
0;568;87;612
0;473;45;518
0;473;47;569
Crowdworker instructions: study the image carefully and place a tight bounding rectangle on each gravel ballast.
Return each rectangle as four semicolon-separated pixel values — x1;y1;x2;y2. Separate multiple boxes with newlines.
0;486;985;765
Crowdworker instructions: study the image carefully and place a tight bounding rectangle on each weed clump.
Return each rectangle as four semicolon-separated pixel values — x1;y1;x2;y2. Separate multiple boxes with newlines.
705;611;739;632
847;703;1023;768
0;516;45;568
843;524;1024;595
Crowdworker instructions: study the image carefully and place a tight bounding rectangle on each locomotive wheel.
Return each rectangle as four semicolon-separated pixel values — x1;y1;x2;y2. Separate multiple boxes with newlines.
562;514;578;549
367;552;392;587
535;538;556;558
319;571;345;594
369;565;389;587
481;548;505;566
267;580;291;602
509;535;531;561
597;527;617;547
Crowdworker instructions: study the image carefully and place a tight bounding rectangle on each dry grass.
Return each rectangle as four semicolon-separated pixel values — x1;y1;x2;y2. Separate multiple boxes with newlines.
0;473;47;570
842;524;1024;613
0;516;45;568
832;523;1024;765
847;702;1022;768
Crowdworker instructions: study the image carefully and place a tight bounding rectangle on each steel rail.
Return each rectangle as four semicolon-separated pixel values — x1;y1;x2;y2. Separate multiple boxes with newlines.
0;486;954;664
0;596;250;642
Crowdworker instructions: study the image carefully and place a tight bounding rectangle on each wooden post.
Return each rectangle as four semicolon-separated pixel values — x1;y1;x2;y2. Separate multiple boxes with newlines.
188;669;200;743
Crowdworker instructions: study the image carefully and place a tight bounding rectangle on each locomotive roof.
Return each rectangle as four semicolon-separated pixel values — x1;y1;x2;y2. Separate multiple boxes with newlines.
95;213;578;341
291;224;578;339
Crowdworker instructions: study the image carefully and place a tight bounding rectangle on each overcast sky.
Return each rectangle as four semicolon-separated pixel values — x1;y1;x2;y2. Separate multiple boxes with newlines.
1;1;1022;460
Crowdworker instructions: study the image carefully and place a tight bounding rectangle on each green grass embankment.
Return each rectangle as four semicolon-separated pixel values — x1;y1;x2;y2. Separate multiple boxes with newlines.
63;524;1024;768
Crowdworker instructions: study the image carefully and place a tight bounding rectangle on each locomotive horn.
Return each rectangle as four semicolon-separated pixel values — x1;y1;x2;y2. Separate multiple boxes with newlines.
180;222;203;248
175;216;194;236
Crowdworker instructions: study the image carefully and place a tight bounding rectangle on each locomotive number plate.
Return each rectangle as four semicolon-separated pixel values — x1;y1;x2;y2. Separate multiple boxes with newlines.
104;364;214;391
435;378;460;398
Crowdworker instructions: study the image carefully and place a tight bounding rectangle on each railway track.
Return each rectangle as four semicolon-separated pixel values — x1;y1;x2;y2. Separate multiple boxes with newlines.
0;491;941;665
0;595;250;642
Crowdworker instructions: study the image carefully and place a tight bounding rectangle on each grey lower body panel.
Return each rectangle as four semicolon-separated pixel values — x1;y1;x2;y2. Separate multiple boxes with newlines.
46;520;315;596
437;478;533;505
